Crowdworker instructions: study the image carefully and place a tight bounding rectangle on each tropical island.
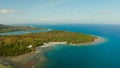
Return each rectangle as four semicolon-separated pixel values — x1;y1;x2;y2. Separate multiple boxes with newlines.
0;24;97;56
0;24;105;68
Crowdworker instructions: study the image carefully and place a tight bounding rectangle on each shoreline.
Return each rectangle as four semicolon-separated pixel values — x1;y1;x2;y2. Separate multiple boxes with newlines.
92;36;106;45
40;36;106;47
70;36;106;46
0;36;106;68
40;42;67;47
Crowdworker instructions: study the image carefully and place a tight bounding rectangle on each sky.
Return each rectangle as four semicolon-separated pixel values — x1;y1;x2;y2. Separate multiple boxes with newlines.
0;0;120;24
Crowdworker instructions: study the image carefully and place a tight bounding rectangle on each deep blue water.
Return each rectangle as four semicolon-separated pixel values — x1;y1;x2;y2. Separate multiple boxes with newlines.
33;24;120;68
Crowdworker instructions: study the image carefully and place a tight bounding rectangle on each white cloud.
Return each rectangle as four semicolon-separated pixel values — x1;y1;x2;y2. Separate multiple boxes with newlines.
0;9;16;14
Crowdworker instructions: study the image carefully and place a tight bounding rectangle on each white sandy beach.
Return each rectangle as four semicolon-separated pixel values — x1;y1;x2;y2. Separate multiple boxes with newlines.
40;42;67;47
39;36;106;47
92;36;106;45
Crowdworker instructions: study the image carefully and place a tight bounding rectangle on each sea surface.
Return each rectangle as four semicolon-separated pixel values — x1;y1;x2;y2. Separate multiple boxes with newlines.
1;24;120;68
33;24;120;68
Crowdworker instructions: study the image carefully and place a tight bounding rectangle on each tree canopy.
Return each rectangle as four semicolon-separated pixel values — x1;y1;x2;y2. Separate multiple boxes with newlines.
0;30;96;56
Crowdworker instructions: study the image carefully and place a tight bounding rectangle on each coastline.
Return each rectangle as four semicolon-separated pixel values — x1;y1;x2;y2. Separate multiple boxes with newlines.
0;36;106;68
39;36;106;47
92;36;106;45
40;42;67;47
70;36;106;46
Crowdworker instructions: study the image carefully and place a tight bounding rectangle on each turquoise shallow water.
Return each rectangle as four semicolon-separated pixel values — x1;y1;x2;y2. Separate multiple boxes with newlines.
32;24;120;68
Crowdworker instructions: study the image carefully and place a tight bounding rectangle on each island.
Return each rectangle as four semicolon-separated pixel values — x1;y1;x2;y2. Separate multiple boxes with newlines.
0;30;97;56
0;24;102;68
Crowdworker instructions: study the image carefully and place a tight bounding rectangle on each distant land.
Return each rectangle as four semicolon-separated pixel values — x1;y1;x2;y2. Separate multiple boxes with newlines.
0;24;46;33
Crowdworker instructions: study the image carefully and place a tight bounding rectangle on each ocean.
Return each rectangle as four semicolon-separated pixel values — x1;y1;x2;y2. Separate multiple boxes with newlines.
1;24;120;68
33;24;120;68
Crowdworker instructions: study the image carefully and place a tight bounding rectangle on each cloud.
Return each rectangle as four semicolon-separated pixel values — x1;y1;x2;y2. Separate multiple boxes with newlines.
0;9;17;14
96;10;112;15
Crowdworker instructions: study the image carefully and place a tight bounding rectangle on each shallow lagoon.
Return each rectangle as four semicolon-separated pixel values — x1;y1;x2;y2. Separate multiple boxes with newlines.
0;29;52;35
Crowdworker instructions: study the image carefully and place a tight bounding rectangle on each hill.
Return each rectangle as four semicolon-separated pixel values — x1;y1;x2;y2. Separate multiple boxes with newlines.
0;24;46;33
0;24;12;29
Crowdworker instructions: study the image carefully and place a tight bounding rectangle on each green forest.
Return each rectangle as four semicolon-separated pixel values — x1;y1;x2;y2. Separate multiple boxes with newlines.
0;30;97;56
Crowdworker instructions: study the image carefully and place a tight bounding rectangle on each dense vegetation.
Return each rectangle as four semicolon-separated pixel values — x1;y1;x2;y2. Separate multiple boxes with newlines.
0;24;46;33
0;30;97;56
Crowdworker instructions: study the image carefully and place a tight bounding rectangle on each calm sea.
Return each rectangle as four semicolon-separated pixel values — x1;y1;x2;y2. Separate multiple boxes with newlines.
33;24;120;68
